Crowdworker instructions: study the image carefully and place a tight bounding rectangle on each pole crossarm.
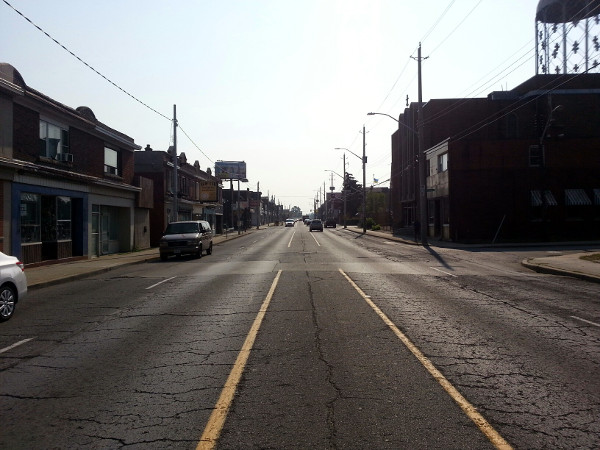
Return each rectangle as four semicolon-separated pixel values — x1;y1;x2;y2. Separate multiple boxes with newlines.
367;112;418;135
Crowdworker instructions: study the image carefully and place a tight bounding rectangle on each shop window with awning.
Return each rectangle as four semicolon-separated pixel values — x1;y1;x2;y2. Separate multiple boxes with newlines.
531;190;557;207
592;189;600;206
565;189;592;206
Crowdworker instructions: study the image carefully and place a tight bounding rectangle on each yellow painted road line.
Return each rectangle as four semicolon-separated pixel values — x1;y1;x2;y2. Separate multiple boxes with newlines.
197;270;282;450
288;231;296;248
339;268;513;450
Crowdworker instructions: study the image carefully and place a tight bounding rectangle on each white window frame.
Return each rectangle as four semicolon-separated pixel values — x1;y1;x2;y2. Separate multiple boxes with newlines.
104;146;120;176
40;119;69;159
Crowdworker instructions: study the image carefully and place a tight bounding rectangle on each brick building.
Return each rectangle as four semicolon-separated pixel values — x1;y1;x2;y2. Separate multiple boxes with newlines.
391;74;600;242
0;63;152;263
134;147;223;247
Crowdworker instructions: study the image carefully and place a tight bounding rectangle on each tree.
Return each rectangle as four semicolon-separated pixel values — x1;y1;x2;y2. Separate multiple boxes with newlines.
343;173;363;221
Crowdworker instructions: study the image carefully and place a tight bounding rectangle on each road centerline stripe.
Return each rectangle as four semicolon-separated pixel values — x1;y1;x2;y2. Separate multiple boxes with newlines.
310;232;321;246
430;266;458;277
146;276;176;290
288;231;296;247
0;337;36;354
197;270;283;450
570;315;600;327
338;268;512;450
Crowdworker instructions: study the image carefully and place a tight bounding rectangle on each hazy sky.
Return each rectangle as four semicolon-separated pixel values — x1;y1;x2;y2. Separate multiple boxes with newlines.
2;0;539;214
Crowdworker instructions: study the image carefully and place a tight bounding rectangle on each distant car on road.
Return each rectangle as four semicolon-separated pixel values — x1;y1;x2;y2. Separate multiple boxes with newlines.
309;219;324;232
159;220;213;261
304;218;311;225
285;219;295;227
325;218;336;228
0;251;27;322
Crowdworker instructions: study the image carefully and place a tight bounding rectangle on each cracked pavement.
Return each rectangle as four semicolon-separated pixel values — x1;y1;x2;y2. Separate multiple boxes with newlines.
1;225;599;448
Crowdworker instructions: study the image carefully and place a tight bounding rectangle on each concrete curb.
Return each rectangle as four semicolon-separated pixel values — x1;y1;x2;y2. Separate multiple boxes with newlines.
521;259;600;284
28;229;258;291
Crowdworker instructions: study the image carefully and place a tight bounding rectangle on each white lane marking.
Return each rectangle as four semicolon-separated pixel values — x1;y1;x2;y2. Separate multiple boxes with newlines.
310;232;321;246
0;337;35;354
146;276;176;290
570;316;600;327
339;269;512;450
288;231;296;248
430;267;458;277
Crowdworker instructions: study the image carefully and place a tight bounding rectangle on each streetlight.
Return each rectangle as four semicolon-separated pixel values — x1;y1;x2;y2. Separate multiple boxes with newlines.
237;178;248;234
335;141;367;233
367;111;427;245
325;169;346;228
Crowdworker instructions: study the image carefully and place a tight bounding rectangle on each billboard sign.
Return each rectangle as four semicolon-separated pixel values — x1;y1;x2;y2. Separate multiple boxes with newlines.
215;161;247;180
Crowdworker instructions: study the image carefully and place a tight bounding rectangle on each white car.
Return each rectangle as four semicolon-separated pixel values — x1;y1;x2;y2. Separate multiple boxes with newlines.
0;251;27;322
285;219;295;227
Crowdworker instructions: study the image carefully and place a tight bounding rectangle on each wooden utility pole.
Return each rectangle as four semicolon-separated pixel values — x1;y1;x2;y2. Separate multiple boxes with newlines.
414;43;428;245
173;104;178;223
362;125;367;234
343;153;347;228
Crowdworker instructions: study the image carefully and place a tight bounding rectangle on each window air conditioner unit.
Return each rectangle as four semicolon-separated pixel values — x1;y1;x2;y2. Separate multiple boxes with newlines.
58;153;74;162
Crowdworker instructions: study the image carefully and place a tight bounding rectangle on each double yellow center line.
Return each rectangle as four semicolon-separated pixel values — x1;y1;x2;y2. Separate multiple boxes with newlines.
197;269;512;450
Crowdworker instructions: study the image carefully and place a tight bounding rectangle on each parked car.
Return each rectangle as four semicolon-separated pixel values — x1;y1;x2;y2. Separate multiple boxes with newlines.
325;218;336;228
159;220;213;261
309;219;324;232
0;251;27;322
285;219;295;227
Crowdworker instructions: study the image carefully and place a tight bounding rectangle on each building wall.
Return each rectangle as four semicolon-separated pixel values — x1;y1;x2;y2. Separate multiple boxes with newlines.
13;103;39;160
0;181;4;253
70;127;104;177
0;93;13;159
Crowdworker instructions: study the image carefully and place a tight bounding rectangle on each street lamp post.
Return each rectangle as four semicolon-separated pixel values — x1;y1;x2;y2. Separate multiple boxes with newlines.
335;143;367;233
324;168;346;227
367;111;427;245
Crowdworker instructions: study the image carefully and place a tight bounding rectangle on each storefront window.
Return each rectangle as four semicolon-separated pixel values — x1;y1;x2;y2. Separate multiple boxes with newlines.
20;193;41;243
57;196;72;240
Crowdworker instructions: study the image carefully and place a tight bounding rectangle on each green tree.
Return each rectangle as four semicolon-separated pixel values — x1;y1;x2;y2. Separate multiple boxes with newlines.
343;173;363;221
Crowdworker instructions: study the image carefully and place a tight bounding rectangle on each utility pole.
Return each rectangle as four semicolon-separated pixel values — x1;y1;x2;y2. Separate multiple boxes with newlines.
343;153;347;229
414;43;429;245
323;181;326;219
172;104;178;223
256;181;260;230
362;125;367;234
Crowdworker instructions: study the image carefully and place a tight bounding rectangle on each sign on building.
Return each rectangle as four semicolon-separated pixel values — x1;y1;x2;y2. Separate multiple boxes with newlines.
200;181;218;202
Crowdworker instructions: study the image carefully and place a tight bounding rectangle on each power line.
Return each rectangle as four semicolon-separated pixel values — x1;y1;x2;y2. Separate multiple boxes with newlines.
428;0;484;56
2;0;172;122
178;126;214;165
3;0;218;167
420;0;457;43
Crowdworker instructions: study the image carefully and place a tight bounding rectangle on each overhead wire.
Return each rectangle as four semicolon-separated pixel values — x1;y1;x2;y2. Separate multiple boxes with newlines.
2;0;215;166
369;1;597;187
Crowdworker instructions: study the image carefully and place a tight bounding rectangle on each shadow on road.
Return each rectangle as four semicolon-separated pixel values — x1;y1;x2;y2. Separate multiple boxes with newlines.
424;244;453;270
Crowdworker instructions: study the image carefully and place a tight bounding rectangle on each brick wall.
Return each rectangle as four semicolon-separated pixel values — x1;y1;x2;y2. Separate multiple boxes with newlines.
0;181;3;253
69;127;104;177
121;150;134;184
13;103;39;162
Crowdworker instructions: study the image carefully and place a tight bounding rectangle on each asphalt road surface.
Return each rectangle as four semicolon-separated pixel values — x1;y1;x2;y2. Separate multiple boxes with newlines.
1;223;599;449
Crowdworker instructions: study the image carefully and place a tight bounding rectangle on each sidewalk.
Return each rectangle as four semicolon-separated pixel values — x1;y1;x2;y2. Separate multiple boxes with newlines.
24;225;600;290
341;226;600;284
25;229;254;290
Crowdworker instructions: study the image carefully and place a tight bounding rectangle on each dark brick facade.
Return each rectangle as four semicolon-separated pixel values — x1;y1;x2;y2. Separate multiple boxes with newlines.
12;103;39;162
392;74;600;242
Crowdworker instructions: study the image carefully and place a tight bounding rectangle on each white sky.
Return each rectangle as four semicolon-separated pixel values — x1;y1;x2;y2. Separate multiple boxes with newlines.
2;0;539;214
